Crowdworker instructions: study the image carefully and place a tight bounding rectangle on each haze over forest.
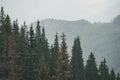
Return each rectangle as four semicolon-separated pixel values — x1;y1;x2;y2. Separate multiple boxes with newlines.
0;0;120;80
38;15;120;72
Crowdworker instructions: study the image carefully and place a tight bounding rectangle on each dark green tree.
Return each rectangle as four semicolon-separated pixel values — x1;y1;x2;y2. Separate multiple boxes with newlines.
18;22;28;80
99;59;109;80
29;24;36;51
117;73;120;80
85;52;99;80
0;6;5;33
53;33;59;60
34;20;43;80
110;68;116;80
24;24;36;80
12;19;20;53
41;27;50;64
0;6;5;77
35;20;42;58
49;33;59;80
2;15;19;80
71;36;85;80
35;20;41;40
19;22;28;54
57;33;72;80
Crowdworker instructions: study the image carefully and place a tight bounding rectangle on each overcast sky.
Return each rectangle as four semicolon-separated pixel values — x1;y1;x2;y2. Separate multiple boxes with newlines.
0;0;120;25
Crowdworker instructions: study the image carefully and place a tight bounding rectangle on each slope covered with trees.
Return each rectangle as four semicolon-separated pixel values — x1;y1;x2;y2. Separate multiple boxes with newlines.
0;7;119;80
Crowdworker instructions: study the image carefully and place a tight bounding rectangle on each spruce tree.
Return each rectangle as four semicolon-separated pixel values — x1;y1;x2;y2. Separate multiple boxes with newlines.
19;22;27;54
117;73;120;80
0;6;5;77
19;22;28;80
85;52;99;80
53;33;59;60
25;24;36;80
35;20;41;40
2;15;19;80
41;27;50;64
34;20;43;80
0;6;5;33
110;68;116;80
49;33;59;80
57;33;72;80
35;20;42;59
71;36;85;80
12;19;20;53
99;59;109;80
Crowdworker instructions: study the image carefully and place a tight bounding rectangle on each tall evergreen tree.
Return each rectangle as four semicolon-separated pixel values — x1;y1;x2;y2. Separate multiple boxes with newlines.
110;68;116;80
57;33;72;80
0;6;5;77
0;6;5;33
35;20;41;40
12;19;20;53
29;24;36;52
49;33;59;80
85;52;99;80
99;59;109;80
35;20;42;58
19;22;28;80
53;33;59;60
34;20;43;80
71;36;85;80
24;24;36;80
2;15;19;80
117;73;120;80
19;22;27;54
41;27;51;80
41;27;50;64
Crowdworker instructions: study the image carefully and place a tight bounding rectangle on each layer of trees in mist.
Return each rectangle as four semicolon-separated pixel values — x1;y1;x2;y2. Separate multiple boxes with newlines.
0;7;120;80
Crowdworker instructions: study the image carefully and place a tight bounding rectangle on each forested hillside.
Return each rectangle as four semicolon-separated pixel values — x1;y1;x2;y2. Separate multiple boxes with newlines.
0;7;120;80
39;16;120;72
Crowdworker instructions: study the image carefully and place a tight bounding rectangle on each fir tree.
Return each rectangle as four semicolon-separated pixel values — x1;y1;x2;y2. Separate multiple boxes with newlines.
19;22;28;54
12;19;20;53
0;6;5;33
2;15;19;80
35;20;41;40
19;22;28;80
53;33;59;60
117;73;120;80
34;20;43;80
99;59;109;80
35;20;42;59
49;33;59;80
85;52;99;80
57;33;72;80
0;6;5;77
71;36;85;80
41;27;50;64
24;24;36;80
110;68;116;80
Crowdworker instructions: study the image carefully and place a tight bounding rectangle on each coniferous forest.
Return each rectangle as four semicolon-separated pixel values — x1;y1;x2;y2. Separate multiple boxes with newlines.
0;6;120;80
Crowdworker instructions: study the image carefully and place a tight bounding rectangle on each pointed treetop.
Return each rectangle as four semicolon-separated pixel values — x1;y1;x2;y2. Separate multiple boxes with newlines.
42;26;45;38
90;52;94;58
37;20;40;25
103;58;106;63
117;73;120;80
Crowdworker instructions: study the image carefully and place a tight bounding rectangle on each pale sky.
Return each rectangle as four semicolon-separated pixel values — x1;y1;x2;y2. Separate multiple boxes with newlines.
0;0;120;25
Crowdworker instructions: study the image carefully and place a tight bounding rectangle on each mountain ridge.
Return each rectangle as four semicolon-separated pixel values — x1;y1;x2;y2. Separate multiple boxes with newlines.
32;15;120;72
